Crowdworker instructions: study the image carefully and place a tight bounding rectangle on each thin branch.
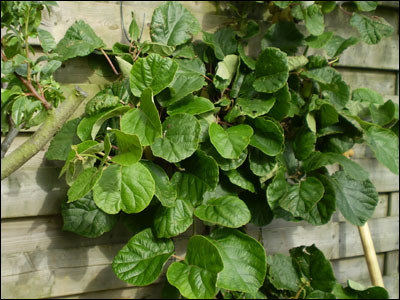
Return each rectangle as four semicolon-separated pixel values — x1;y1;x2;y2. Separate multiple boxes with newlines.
338;4;353;16
202;74;213;82
172;254;185;261
100;48;119;75
1;116;22;159
16;74;51;110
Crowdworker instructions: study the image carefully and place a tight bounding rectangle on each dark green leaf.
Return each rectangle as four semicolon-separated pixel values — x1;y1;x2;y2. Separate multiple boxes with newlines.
67;167;103;203
304;4;325;36
240;191;273;226
203;28;238;60
324;35;359;57
46;118;81;160
293;128;316;160
305;32;333;48
238;44;256;70
370;100;395;126
268;84;291;121
225;167;256;193
85;90;120;116
267;253;300;292
248;117;284;156
201;141;248;171
249;147;278;180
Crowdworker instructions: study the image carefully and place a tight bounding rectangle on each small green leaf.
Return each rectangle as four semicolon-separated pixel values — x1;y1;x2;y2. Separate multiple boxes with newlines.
167;94;214;116
225;168;256;193
37;28;56;53
236;96;276;118
305;32;333;48
350;13;394;44
67;167;103;203
150;1;200;46
209;123;254;159
113;228;174;286
203;28;238;60
40;60;62;76
201;141;248;171
304;4;325;36
151;113;200;163
238;44;256;70
11;96;27;126
154;199;193;238
110;129;142;166
93;163;155;214
129;12;140;41
254;47;289;93
195;196;251;228
370;100;395;126
115;56;132;77
167;235;223;299
85;90;120;116
330;171;379;226
287;55;309;71
211;228;267;294
62;192;118;238
130;53;178;97
324;35;359;57
55;20;106;61
249;148;278;180
142;41;176;56
354;1;378;12
120;88;162;146
267;253;300;292
249;117;284;156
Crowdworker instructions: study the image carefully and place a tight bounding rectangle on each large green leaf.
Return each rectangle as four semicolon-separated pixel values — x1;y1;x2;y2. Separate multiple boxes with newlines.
249;148;278;180
267;253;300;292
154;199;193;238
249;117;284;156
61;192;118;238
266;167;289;210
330;171;379;226
85;90;120;117
55;20;105;61
293;128;316;161
110;129;142;166
93;163;155;214
120;88;162;146
203;27;238;60
370;100;395;126
305;32;333;49
141;160;176;207
167;94;214;116
167;235;224;299
303;152;369;180
150;1;200;46
171;150;219;206
130;53;178;97
151;113;200;163
225;168;256;193
67;167;103;203
210;228;267;294
364;125;399;175
350;13;394;44
213;54;239;91
279;177;325;217
324;35;359;57
45;118;81;161
304;4;325;36
201;141;248;171
209;123;253;159
236;96;276;118
254;48;289;93
37;28;56;53
195;196;251;228
77;106;130;141
346;279;389;299
158;58;206;106
113;228;174;286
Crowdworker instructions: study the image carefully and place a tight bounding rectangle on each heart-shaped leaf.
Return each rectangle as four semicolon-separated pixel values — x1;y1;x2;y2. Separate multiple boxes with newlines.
248;117;284;156
167;235;224;299
209;123;253;159
249;147;278;180
194;196;251;228
93;163;155;214
110;129;142;166
120;88;162;146
304;4;325;36
350;13;393;45
113;228;174;286
151;113;200;163
211;228;267;294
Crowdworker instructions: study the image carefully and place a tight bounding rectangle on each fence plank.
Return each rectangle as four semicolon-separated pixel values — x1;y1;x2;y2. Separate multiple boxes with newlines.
390;192;399;216
385;250;399;276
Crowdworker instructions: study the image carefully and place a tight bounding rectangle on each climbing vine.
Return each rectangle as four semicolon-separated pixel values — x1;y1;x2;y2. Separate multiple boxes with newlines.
2;1;398;299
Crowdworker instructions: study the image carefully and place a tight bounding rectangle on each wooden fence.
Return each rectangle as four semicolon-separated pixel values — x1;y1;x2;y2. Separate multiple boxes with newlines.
1;1;399;299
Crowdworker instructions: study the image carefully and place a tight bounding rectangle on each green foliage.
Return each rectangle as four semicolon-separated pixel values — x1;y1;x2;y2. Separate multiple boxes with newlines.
32;1;396;299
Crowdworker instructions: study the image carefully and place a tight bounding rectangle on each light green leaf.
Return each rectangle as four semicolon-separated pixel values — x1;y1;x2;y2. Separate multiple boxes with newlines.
330;171;379;226
130;53;178;97
279;177;325;217
141;160;176;207
93;163;155;214
201;141;248;171
209;123;253;159
85;90;120;116
55;20;106;61
173;43;196;59
203;28;238;60
350;13;394;44
303;151;369;180
324;35;359;57
211;228;267;294
150;1;200;46
238;44;256;70
158;58;206;106
46;118;81;161
167;235;223;299
305;32;333;48
151;113;200;163
267;253;300;292
171;150;219;206
110;129;142;166
120;88;162;146
113;228;174;286
249;117;284;156
129;12;140;41
167;94;214;116
11;96;27;126
37;28;56;53
354;1;378;11
254;47;289;93
195;196;251;228
67;167;102;203
304;4;324;36
236;96;276;118
77;106;130;141
41;60;62;76
364;125;399;174
115;56;132;77
214;55;239;91
287;55;309;71
61;192;118;238
225;168;256;193
154;199;193;238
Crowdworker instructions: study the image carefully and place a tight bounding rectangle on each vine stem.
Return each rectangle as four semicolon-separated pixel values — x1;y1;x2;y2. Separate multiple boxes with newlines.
25;7;31;81
172;254;185;261
100;48;119;75
338;4;353;16
1;116;22;159
294;287;304;299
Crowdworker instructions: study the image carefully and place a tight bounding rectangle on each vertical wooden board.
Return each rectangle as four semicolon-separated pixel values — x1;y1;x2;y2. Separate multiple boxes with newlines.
390;192;399;216
331;254;385;284
384;250;399;275
338;216;399;258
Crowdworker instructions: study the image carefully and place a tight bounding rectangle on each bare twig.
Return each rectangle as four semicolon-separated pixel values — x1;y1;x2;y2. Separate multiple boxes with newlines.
100;48;119;75
1;116;22;159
